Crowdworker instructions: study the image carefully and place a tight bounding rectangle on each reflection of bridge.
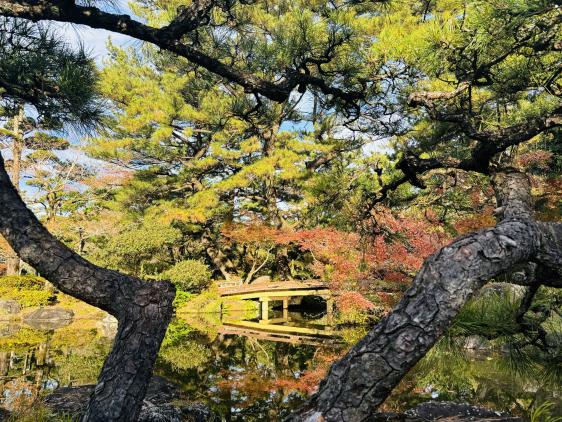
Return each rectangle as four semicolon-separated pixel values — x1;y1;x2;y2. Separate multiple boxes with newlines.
218;280;333;321
220;319;339;347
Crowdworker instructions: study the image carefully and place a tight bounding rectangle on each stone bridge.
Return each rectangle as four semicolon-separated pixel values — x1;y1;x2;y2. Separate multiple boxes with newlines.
218;280;333;321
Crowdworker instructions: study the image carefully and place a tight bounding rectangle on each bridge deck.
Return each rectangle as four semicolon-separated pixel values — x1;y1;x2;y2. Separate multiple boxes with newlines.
219;323;340;347
219;326;340;347
218;280;329;298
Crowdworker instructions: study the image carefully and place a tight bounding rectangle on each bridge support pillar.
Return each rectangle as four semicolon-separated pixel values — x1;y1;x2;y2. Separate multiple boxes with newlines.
260;298;269;321
282;297;289;320
326;297;334;324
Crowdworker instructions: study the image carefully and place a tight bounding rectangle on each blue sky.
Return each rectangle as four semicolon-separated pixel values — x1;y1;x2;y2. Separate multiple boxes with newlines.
53;1;137;65
2;6;139;202
54;22;136;65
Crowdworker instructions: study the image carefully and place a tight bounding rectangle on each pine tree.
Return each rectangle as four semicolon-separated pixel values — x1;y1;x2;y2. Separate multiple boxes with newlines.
0;17;101;274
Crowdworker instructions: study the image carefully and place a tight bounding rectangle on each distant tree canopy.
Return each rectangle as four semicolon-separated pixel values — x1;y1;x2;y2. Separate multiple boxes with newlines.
0;16;102;274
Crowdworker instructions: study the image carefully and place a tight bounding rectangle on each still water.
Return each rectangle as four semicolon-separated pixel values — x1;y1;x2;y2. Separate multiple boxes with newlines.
0;308;560;420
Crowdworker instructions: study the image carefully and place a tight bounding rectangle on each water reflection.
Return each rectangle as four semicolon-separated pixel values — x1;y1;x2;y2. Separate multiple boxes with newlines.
0;311;559;420
156;310;343;420
0;322;111;413
221;308;341;347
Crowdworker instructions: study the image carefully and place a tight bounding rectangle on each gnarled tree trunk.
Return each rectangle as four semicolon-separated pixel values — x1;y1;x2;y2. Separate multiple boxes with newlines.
4;241;20;275
289;170;562;421
4;107;24;275
0;152;176;421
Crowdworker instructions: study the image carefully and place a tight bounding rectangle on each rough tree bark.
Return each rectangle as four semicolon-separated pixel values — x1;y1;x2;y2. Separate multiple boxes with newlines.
289;170;562;422
3;107;24;275
0;152;176;421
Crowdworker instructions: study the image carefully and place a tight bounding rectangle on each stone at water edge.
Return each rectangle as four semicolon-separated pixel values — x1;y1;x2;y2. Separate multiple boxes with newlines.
44;376;220;422
98;313;118;338
0;300;21;315
404;401;524;421
23;307;74;330
463;335;492;351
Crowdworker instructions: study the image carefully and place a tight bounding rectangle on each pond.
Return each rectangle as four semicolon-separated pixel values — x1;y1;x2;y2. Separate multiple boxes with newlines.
0;307;560;421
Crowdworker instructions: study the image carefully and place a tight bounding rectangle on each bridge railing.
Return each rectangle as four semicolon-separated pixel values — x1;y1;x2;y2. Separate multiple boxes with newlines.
217;279;243;288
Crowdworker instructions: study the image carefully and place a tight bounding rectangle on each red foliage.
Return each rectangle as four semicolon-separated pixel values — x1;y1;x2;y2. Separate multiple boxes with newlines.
517;150;553;171
222;206;449;311
369;207;450;287
269;352;340;395
337;291;375;312
215;352;340;407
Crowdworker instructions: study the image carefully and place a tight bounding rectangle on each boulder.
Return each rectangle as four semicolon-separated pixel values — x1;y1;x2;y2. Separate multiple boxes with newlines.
404;401;523;421
463;335;492;351
23;308;74;330
0;323;20;337
180;403;220;422
44;376;219;422
98;313;118;338
0;300;21;315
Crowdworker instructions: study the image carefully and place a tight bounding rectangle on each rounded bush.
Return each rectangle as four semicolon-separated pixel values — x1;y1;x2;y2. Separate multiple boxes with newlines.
0;275;52;307
160;260;211;293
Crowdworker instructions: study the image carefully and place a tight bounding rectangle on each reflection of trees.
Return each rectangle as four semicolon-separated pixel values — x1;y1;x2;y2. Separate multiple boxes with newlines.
160;342;211;372
54;341;111;386
155;318;343;420
385;339;562;418
0;324;112;412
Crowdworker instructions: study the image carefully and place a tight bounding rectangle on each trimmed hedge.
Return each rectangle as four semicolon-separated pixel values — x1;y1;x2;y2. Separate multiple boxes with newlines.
159;260;211;293
0;275;52;308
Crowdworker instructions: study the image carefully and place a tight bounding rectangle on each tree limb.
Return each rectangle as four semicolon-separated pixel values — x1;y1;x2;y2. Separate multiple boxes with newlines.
0;151;176;421
0;0;367;103
289;170;562;421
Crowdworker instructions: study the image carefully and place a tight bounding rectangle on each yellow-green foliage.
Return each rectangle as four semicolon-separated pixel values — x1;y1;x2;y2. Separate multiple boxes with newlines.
159;342;211;372
335;308;372;326
0;275;52;308
178;287;223;314
159;259;211;293
221;299;259;317
0;327;46;349
54;343;110;386
177;312;221;340
88;0;379;228
100;222;183;275
158;319;212;371
340;325;370;346
177;286;259;316
5;406;72;422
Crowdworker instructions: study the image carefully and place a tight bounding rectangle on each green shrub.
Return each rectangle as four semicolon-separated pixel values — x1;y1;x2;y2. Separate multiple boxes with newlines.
159;260;211;292
159;342;211;372
173;290;195;308
0;275;46;289
0;275;52;307
177;286;222;313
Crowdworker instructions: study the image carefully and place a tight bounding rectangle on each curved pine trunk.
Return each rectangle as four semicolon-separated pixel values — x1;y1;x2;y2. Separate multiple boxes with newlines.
289;171;562;421
0;153;175;421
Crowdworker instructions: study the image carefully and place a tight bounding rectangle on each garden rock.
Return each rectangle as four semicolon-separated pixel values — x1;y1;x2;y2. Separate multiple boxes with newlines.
0;300;21;315
23;307;74;330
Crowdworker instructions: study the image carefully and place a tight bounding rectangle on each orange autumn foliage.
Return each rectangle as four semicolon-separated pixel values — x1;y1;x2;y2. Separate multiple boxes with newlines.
453;206;497;235
222;206;449;310
269;352;340;396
